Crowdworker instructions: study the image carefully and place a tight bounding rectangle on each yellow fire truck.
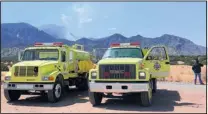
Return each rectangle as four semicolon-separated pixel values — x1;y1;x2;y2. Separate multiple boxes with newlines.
88;42;170;107
3;42;95;103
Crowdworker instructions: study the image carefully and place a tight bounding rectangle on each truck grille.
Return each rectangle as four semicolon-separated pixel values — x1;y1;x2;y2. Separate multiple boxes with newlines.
14;66;38;77
99;64;136;79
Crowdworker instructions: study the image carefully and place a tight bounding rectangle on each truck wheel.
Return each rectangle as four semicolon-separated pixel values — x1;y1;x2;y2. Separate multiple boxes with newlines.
4;90;21;101
152;78;157;93
140;82;152;107
47;78;63;103
89;92;103;106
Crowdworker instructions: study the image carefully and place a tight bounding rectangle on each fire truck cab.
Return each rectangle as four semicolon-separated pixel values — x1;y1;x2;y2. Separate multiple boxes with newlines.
88;42;170;107
3;42;95;103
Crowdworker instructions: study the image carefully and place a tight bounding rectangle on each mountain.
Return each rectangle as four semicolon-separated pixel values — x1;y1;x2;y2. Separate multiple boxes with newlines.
39;24;67;39
1;23;74;57
1;22;206;57
76;33;206;56
1;23;73;48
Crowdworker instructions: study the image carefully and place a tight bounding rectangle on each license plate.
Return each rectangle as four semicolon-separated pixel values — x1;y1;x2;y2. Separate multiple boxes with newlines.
17;84;33;89
112;93;122;96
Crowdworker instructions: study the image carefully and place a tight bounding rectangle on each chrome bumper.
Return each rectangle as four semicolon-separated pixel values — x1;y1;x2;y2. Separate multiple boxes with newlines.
3;82;54;90
89;81;149;93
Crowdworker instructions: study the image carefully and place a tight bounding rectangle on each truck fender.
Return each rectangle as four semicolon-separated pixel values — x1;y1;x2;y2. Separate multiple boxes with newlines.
56;73;64;87
48;71;63;85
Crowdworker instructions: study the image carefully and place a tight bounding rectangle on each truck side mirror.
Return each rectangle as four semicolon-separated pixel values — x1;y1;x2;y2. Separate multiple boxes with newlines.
146;56;152;60
62;56;66;62
18;51;24;61
61;51;66;62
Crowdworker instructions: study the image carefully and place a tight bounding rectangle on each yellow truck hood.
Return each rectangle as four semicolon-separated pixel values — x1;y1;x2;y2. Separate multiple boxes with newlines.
98;58;143;64
13;60;58;67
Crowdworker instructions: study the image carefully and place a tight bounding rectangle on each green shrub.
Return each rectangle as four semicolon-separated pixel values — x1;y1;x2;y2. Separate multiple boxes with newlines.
169;55;206;66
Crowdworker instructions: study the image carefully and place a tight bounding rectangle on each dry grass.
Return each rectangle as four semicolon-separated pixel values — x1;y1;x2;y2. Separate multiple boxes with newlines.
159;65;207;83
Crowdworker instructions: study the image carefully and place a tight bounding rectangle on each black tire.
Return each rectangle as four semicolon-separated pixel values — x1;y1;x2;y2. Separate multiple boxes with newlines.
140;82;152;107
89;91;103;106
47;78;63;103
152;78;157;93
4;90;21;101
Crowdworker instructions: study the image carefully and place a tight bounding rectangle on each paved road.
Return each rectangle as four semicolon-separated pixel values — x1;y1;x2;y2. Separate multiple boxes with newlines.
1;82;206;113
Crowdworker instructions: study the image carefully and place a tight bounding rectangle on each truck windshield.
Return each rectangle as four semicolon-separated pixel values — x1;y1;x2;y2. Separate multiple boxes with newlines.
102;48;143;58
22;49;59;61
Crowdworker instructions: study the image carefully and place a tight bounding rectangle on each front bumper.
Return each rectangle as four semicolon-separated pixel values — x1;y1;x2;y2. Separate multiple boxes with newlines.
3;82;54;90
89;81;149;93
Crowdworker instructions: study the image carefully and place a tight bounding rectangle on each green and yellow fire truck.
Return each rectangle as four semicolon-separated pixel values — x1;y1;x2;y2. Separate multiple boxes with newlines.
3;42;95;103
88;42;170;107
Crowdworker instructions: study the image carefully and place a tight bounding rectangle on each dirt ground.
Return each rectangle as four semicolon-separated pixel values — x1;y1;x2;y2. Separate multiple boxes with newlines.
1;82;206;113
1;65;207;113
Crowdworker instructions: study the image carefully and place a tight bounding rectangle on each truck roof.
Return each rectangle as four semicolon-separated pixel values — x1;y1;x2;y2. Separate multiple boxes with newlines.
25;46;61;50
110;42;140;49
111;46;141;49
25;43;89;54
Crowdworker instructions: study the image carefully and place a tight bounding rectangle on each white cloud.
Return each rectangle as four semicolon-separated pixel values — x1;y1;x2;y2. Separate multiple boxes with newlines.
60;3;122;39
72;3;94;27
60;3;94;28
108;28;117;31
61;14;71;26
60;3;96;40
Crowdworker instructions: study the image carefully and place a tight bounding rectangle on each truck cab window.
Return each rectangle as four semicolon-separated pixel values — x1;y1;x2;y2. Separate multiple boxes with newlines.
22;49;59;61
102;48;143;59
147;47;167;60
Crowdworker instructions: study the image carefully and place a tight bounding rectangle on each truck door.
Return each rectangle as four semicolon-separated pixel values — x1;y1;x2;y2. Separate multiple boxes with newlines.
143;46;170;79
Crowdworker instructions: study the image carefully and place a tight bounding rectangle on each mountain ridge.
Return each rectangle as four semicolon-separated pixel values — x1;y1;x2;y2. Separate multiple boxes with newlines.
1;22;206;57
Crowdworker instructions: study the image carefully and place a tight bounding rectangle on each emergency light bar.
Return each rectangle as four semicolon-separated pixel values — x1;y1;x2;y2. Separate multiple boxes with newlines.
34;42;63;47
111;42;140;47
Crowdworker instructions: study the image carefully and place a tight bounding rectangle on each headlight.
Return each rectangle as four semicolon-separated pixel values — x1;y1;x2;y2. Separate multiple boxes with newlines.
42;76;54;81
91;72;97;79
4;76;11;81
139;72;146;79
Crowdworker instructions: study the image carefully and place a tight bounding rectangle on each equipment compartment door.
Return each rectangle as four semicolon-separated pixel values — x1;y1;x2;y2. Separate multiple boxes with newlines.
68;50;75;72
143;46;170;79
61;50;67;75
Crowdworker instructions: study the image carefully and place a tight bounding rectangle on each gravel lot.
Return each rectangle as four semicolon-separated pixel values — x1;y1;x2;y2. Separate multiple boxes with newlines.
1;82;206;113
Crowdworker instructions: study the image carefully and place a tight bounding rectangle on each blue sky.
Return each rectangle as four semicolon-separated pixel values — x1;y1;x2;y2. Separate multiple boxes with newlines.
2;2;206;46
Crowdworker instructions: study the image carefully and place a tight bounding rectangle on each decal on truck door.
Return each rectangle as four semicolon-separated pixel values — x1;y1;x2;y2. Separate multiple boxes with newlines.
154;62;161;70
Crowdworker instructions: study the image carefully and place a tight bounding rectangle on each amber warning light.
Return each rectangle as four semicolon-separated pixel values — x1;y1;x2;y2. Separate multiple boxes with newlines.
34;42;63;47
111;42;140;47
